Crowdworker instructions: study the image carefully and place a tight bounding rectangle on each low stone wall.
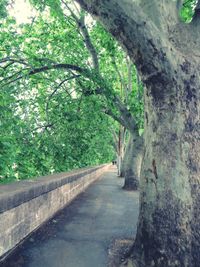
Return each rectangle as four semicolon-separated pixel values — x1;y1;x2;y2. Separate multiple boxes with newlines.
0;164;110;260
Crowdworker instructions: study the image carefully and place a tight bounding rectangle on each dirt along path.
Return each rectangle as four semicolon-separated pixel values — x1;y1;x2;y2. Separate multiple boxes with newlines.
1;166;139;267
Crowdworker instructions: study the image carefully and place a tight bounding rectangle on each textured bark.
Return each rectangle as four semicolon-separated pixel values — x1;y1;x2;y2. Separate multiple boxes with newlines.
120;156;126;178
131;62;200;267
122;132;143;191
117;126;126;176
120;135;131;178
75;1;200;266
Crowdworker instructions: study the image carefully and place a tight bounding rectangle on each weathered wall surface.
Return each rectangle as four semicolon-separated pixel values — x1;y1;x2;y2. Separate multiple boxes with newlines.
0;164;110;259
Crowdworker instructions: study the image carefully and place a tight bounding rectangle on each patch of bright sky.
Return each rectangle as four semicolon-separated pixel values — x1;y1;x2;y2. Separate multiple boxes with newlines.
8;0;38;24
8;0;93;27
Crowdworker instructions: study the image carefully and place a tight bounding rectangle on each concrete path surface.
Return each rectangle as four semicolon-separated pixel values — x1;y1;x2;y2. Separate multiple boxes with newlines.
1;166;139;267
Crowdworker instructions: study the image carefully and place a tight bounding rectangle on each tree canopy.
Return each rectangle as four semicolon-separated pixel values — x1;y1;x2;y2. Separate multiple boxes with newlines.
0;0;144;183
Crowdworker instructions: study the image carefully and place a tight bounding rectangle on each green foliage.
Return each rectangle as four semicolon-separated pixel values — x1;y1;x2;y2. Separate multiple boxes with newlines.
0;86;19;181
0;0;8;18
180;0;197;22
0;0;143;183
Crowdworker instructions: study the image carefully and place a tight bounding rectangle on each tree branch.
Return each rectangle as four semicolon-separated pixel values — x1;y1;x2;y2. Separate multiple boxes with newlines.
0;63;88;87
61;0;99;71
78;13;99;71
104;95;137;134
0;57;29;66
28;63;84;75
45;75;81;121
61;0;80;21
104;108;126;128
114;96;137;134
1;56;138;136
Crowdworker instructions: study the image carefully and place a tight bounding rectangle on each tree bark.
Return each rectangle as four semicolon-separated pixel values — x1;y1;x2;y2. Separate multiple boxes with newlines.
130;62;200;266
120;154;126;177
122;132;143;191
120;134;131;178
75;1;200;266
117;126;126;176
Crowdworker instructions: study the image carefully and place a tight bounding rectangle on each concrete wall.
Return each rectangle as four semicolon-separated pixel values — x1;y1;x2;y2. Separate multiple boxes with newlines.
0;164;110;260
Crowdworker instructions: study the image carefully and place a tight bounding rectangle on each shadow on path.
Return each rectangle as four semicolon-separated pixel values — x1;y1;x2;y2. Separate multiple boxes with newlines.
1;166;139;267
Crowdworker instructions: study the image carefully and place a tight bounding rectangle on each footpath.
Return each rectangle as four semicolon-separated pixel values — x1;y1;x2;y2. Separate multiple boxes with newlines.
1;166;139;267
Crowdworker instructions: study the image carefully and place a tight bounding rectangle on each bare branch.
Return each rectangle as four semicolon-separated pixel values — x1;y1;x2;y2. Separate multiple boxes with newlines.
78;13;99;71
50;75;80;100
62;1;99;71
0;68;30;85
0;57;29;66
0;62;15;70
45;74;81;120
28;63;84;75
61;0;79;20
0;63;88;87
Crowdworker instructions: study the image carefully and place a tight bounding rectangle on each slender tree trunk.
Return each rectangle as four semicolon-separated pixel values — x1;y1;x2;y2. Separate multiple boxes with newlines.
120;155;126;178
117;126;126;176
120;133;131;178
122;132;143;191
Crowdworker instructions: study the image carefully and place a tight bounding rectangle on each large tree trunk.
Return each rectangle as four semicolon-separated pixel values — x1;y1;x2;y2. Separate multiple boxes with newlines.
75;1;200;266
122;132;143;191
130;71;200;266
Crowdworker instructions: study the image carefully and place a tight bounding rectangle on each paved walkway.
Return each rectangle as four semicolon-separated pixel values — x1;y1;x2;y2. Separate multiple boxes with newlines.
2;166;139;267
